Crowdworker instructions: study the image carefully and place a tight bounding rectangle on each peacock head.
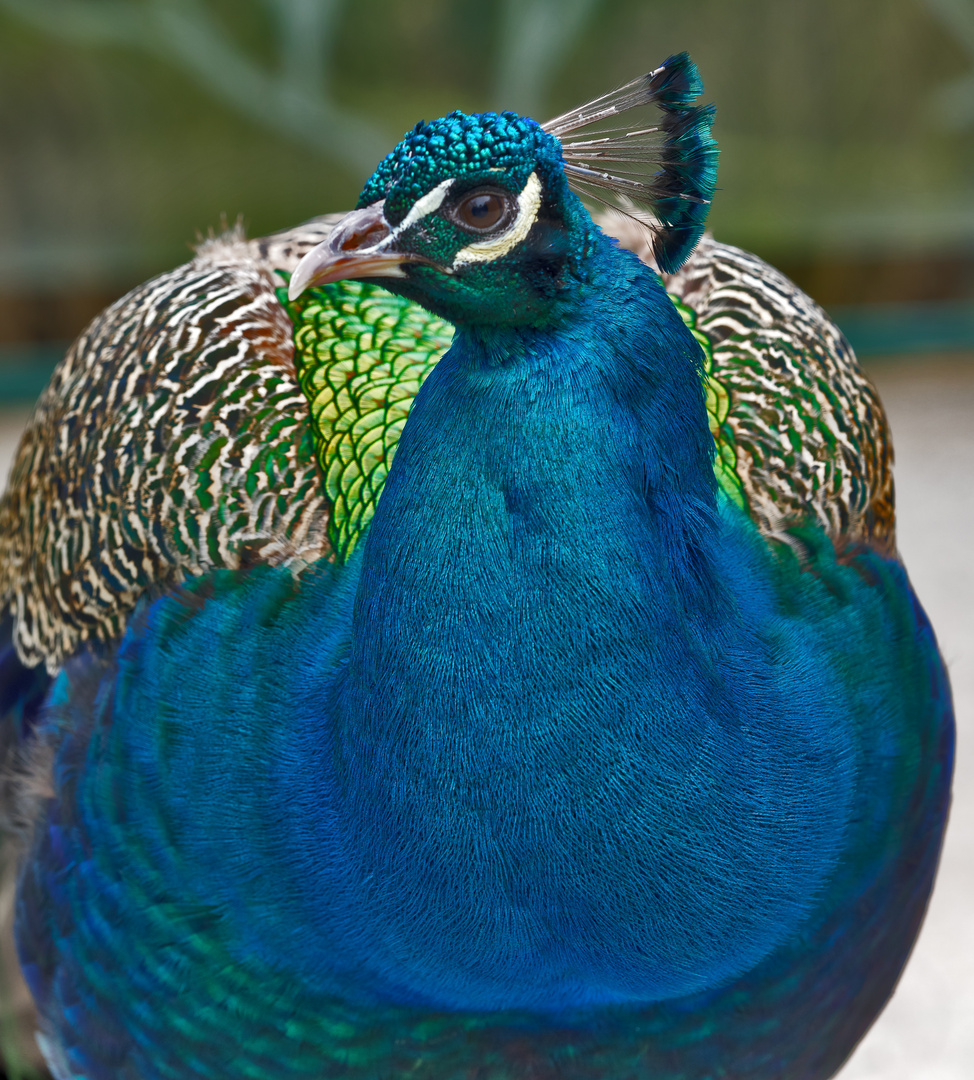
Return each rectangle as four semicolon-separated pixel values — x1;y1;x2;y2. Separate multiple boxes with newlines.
290;112;593;328
289;54;718;329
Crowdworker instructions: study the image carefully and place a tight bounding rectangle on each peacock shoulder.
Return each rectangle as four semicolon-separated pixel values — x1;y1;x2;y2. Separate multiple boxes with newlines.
0;221;342;669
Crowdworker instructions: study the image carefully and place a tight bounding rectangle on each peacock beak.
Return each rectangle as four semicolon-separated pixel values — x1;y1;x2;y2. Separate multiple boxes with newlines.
287;203;432;301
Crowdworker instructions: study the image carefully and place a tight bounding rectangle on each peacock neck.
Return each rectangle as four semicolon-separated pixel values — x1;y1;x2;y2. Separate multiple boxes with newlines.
343;240;726;730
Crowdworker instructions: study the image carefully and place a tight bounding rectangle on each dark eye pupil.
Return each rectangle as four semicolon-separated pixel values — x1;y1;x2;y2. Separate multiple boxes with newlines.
460;193;505;230
469;196;494;220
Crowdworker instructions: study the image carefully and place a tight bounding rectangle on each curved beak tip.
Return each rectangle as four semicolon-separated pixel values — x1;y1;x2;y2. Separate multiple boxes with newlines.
287;272;310;303
286;204;422;301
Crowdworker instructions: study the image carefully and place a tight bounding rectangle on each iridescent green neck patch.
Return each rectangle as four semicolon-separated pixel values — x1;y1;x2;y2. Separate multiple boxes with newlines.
669;293;746;510
279;279;453;562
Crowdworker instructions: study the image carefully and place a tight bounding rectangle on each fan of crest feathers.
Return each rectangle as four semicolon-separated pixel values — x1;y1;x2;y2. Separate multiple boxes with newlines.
0;52;953;1080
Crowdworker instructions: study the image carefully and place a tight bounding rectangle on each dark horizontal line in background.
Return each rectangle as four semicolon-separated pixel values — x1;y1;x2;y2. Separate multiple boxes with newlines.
0;303;973;404
829;301;974;358
0;343;67;404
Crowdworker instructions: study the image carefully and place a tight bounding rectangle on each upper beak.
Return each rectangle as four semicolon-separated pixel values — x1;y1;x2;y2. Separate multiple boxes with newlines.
287;203;430;301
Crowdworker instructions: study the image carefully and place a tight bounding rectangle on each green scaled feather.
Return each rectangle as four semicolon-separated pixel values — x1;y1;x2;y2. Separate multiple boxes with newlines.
279;279;454;561
668;293;747;510
280;281;746;559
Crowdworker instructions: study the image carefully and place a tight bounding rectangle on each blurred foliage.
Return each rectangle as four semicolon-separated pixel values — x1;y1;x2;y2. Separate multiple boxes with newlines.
0;0;972;302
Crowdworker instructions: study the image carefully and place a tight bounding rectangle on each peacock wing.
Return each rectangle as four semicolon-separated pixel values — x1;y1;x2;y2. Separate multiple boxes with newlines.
601;213;895;553
0;214;894;675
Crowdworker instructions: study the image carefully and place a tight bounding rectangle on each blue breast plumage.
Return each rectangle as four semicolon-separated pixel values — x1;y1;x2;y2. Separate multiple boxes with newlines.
0;53;953;1080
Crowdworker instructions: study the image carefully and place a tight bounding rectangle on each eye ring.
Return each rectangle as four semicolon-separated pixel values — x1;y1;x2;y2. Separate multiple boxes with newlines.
450;189;515;234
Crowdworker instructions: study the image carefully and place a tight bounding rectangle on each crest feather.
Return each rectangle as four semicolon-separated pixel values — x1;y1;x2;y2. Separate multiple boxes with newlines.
543;53;718;273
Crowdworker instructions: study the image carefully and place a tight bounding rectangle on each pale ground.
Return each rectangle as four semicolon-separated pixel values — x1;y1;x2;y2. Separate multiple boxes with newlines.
0;355;970;1077
838;357;974;1080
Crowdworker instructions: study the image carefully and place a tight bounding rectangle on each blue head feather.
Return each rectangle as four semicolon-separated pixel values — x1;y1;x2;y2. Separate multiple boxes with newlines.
359;111;563;222
354;110;598;329
346;55;717;333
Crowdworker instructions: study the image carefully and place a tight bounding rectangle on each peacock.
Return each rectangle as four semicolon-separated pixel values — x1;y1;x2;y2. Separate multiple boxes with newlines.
0;53;954;1080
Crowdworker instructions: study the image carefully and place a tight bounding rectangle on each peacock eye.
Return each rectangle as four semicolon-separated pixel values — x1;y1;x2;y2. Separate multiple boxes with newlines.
454;191;511;233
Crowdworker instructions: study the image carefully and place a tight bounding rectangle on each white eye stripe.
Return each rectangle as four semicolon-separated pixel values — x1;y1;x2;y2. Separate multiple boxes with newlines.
352;178;456;257
452;171;542;268
392;177;455;236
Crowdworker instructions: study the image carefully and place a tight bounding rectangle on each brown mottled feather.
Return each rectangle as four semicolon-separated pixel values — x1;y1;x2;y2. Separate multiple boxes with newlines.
0;219;340;671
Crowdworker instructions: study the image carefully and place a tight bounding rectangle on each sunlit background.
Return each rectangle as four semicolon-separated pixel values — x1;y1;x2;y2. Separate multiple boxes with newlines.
0;1;971;1078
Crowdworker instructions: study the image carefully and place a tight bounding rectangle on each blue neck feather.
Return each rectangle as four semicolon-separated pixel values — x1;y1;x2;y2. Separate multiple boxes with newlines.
277;235;853;1010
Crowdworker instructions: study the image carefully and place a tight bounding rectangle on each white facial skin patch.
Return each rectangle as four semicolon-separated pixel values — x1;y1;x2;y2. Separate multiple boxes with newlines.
452;171;542;268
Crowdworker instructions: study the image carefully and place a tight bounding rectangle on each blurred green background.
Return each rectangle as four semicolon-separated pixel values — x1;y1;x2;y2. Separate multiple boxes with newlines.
1;0;973;397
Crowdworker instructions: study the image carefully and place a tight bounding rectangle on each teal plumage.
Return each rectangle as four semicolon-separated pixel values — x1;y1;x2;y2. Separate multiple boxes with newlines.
0;53;953;1080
